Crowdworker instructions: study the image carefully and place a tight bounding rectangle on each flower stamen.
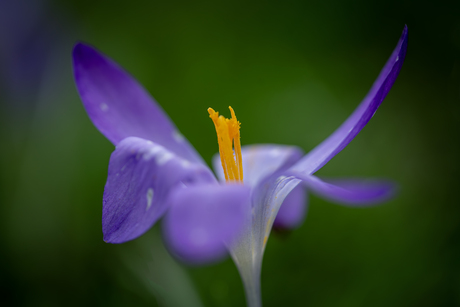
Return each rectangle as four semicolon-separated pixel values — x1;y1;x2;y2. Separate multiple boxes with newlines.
208;106;243;182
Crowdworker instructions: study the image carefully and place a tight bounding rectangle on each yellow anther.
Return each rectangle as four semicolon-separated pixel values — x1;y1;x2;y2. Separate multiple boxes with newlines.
208;106;243;182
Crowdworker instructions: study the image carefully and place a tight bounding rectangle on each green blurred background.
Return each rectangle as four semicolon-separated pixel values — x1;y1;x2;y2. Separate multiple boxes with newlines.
1;0;459;306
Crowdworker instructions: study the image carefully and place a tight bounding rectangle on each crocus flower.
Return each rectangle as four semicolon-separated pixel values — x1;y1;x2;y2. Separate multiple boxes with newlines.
72;43;252;264
72;25;407;307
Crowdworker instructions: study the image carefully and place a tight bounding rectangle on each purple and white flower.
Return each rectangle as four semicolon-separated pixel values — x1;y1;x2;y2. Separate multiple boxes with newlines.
72;25;407;307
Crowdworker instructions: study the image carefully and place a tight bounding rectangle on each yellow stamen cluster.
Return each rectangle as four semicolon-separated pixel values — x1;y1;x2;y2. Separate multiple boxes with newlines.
208;106;243;182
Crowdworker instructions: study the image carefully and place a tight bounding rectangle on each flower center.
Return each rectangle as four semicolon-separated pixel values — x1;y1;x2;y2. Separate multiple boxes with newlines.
208;106;243;182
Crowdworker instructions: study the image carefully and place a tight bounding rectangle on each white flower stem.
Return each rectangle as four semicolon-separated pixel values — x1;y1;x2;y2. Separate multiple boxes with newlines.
239;263;262;307
244;276;261;307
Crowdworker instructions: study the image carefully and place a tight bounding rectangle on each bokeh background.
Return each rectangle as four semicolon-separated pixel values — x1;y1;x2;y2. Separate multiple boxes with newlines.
1;0;459;306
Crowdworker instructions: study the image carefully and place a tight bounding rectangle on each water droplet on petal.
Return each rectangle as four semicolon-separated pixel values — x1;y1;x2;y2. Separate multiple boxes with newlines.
155;151;173;165
146;188;154;210
173;130;185;143
100;103;109;111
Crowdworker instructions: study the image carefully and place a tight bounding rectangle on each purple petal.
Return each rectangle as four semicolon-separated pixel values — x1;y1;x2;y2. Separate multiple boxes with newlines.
291;173;397;206
273;184;308;229
212;144;303;187
163;184;251;264
103;137;215;243
72;43;204;165
291;26;408;175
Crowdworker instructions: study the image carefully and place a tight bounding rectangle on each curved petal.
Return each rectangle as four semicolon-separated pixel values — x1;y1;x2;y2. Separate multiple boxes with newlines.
163;183;251;264
291;173;397;206
229;175;301;307
103;137;215;244
291;26;408;175
212;144;304;187
273;184;308;229
72;43;204;165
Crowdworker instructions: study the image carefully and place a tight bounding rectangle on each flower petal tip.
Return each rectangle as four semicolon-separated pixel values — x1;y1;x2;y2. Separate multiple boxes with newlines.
72;42;98;66
395;25;408;66
290;26;409;175
301;175;399;207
